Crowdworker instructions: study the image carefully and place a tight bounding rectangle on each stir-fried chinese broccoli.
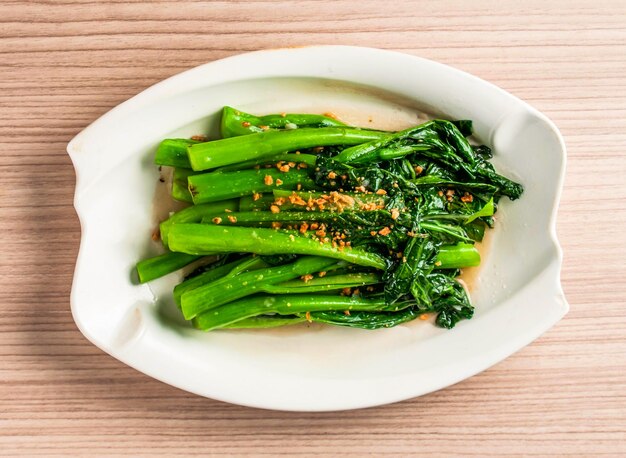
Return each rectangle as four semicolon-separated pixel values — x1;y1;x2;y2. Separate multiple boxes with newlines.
137;106;522;331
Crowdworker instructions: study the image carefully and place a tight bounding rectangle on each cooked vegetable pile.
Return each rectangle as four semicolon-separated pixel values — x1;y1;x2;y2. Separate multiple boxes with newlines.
136;106;523;331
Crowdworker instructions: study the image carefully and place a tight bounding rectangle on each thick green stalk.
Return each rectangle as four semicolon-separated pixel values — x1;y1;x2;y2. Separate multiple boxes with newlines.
160;199;239;247
193;294;406;331
181;256;339;319
200;211;335;226
214;153;317;173
154;138;197;168
221;315;306;329
168;224;479;271
188;169;315;204
187;127;389;171
168;224;387;269
135;251;203;284
262;272;381;294
436;243;480;269
220;106;347;137
173;256;258;307
224;256;268;278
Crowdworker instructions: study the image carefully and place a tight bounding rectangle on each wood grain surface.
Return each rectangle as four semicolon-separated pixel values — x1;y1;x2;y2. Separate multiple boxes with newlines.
1;1;625;456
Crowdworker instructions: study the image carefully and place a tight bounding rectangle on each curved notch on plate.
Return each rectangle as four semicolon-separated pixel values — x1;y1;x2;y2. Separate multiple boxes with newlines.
111;302;148;350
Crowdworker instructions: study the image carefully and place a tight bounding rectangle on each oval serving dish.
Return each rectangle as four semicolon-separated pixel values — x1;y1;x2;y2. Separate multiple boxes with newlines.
67;46;568;411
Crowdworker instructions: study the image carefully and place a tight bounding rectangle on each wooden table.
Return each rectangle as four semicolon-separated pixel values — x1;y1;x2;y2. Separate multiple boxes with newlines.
2;1;625;455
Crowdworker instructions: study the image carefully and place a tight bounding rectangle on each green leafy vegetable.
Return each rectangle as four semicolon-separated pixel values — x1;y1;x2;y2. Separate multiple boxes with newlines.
136;106;523;332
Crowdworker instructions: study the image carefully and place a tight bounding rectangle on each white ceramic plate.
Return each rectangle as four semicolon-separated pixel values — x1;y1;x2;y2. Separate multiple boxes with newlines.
68;46;568;411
